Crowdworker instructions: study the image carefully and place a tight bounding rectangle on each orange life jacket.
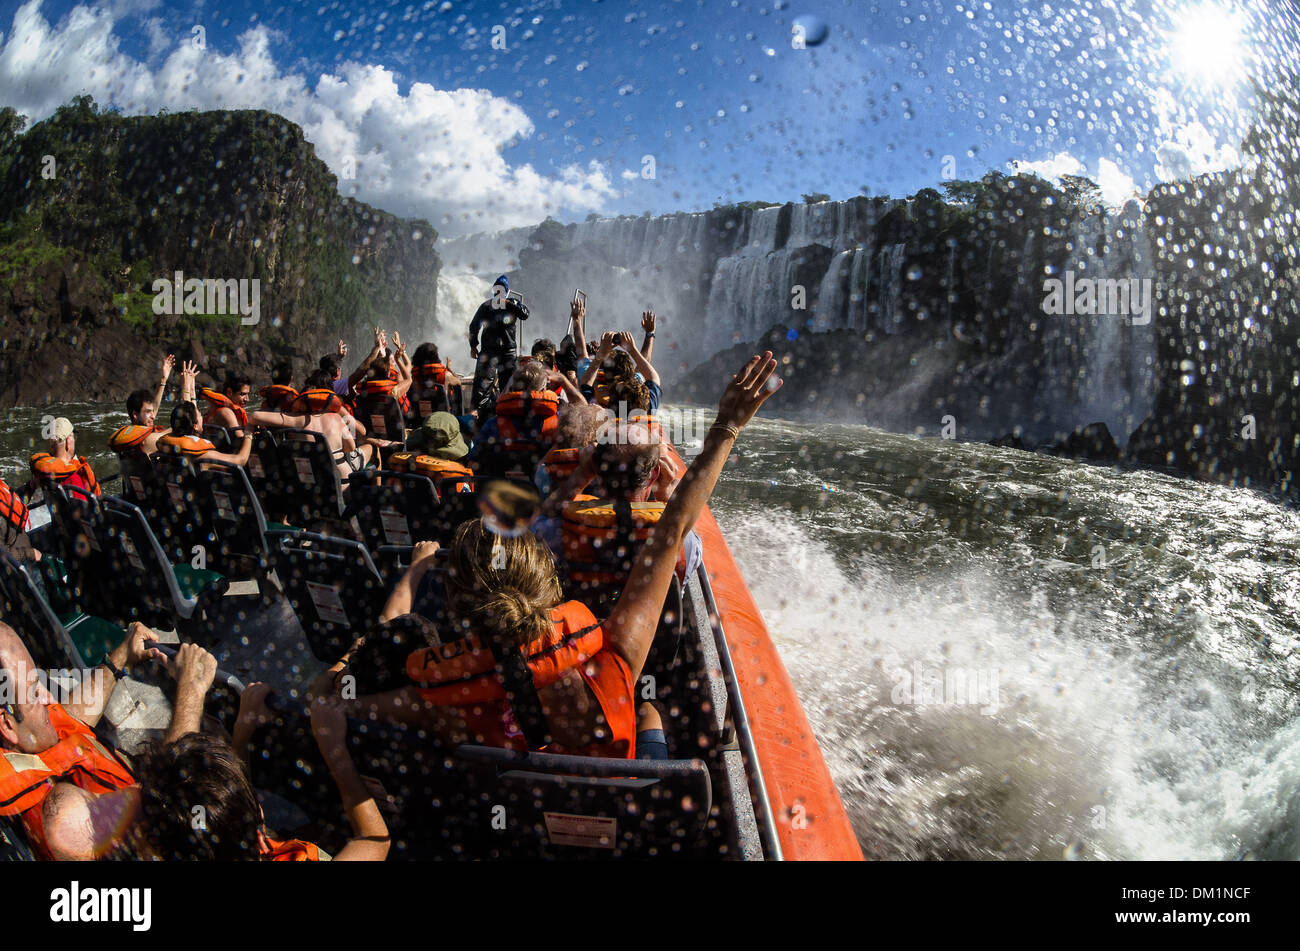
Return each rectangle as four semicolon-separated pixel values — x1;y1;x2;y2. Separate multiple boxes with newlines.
494;390;560;455
543;446;580;484
357;378;411;415
411;455;474;495
156;434;217;458
261;835;327;861
289;387;345;416
0;478;30;537
0;703;135;859
260;384;299;412
108;424;163;453
406;601;637;758
201;388;249;428
414;363;447;387
30;453;100;497
562;499;683;585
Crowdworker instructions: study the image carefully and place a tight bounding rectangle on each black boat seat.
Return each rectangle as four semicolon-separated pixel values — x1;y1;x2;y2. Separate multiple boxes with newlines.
449;745;713;859
355;393;407;442
274;429;347;525
344;470;441;552
96;496;229;641
265;531;388;663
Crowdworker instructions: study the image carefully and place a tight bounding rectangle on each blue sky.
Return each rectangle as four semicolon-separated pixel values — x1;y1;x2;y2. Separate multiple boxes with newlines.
0;0;1287;233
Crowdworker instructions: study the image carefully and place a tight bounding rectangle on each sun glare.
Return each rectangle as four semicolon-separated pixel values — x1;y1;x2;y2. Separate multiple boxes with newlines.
1168;3;1247;86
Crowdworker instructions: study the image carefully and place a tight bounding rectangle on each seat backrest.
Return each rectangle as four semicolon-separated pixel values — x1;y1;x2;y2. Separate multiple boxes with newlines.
116;448;161;515
97;496;195;629
264;531;387;662
274;429;345;524
408;382;464;425
0;549;81;670
202;425;237;454
152;451;217;564
355;394;407;442
344;470;440;551
195;459;270;571
451;745;712;859
431;475;481;545
243;429;287;517
42;483;114;613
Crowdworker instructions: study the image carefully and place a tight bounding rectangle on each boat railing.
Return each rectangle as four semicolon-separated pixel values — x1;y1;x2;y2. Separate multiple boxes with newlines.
694;562;783;861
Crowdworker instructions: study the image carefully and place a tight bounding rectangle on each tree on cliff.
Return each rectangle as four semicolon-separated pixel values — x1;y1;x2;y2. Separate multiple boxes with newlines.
801;192;831;204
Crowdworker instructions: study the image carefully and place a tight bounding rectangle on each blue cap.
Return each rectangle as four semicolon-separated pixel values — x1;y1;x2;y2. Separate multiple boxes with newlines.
494;274;510;290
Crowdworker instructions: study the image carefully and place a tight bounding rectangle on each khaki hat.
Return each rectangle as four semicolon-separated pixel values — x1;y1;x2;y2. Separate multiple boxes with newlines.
49;417;74;441
405;412;469;460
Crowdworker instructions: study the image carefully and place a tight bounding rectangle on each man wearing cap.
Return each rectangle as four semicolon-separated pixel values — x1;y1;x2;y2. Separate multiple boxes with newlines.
405;411;471;461
29;417;100;498
467;274;530;414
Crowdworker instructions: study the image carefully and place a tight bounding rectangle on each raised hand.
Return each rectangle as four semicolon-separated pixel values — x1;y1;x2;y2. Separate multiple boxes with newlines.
161;354;176;381
615;330;637;352
570;298;586;322
338;339;348;359
598;331;617;354
640;311;656;333
715;352;781;432
392;331;406;357
180;360;198;381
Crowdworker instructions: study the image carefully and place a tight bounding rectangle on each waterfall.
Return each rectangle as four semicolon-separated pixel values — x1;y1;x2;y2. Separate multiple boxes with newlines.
878;243;908;333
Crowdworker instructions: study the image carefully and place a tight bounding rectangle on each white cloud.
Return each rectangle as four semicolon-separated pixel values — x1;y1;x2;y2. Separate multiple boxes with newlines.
620;168;639;181
1009;152;1140;208
1153;120;1241;181
0;1;615;234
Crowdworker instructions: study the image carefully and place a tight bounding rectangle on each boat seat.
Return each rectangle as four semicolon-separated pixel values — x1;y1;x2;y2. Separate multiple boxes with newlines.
264;531;388;663
116;446;164;524
0;549;97;669
344;470;441;552
95;496;229;642
274;429;347;525
202;424;237;454
407;381;464;426
244;429;292;523
0;815;37;861
41;483;114;617
448;745;713;859
195;458;283;577
152;451;219;565
355;393;407;442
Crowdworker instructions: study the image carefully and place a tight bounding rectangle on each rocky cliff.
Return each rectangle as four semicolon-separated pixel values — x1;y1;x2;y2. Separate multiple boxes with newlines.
0;98;439;405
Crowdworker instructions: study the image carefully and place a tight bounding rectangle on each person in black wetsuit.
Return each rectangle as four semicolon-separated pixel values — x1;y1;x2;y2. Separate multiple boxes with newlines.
467;274;530;414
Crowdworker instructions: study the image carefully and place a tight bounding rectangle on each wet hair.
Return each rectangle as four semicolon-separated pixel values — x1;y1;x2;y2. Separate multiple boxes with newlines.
601;350;636;384
412;343;441;366
319;355;341;377
608;379;651;415
530;339;557;369
131;732;261;861
554;403;610;451
271;362;293;386
170;401;200;437
586;341;599;357
595;430;661;497
508;361;548;393
223;372;251;394
126;388;153;421
444;520;563;648
368;355;395;382
305;368;334;390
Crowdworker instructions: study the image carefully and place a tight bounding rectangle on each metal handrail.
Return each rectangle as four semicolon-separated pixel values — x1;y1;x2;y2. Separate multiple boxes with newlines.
695;563;784;862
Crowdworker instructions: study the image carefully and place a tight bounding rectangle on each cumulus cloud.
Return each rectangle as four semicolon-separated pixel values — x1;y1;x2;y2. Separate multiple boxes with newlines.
1009;152;1140;208
1153;120;1241;181
0;1;615;234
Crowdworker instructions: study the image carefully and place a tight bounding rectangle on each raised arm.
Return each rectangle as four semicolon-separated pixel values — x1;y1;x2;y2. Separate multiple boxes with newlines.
179;361;200;417
604;353;779;680
639;311;656;363
348;328;385;391
571;298;587;359
617;331;660;386
151;354;176;416
580;332;616;389
546;366;587;406
392;332;413;400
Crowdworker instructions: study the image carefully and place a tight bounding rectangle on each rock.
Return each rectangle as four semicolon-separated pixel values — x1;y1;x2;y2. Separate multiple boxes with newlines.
1047;422;1121;463
989;432;1030;451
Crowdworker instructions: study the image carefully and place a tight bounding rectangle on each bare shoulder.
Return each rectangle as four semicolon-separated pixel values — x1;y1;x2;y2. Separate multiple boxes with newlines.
43;783;97;860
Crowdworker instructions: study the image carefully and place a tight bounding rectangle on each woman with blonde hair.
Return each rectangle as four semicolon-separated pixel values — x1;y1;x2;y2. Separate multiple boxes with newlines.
333;352;781;759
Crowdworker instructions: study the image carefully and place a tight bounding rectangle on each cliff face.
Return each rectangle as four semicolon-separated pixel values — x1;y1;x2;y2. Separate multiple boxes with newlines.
0;99;439;405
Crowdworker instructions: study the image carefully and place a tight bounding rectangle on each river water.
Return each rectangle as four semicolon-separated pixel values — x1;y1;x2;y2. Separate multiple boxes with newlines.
6;401;1299;860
